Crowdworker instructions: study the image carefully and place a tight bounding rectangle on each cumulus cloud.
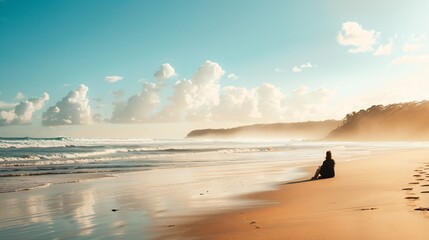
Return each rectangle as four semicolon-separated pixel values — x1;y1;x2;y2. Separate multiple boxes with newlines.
212;84;336;123
292;62;313;73
42;85;92;126
390;54;429;65
0;101;15;109
15;92;26;100
110;63;179;123
337;22;379;53
373;41;394;56
104;76;123;83
158;60;225;122
212;83;286;122
110;60;338;124
227;73;239;80
154;63;176;82
256;83;285;120
212;86;259;121
301;62;312;68
292;66;302;73
110;82;160;123
0;93;49;126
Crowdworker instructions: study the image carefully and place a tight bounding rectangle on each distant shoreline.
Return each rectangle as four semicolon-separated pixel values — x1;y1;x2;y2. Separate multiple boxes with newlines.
186;120;341;139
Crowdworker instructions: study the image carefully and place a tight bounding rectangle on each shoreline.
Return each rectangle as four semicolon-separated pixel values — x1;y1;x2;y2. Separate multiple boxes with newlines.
0;162;308;239
166;148;429;240
2;146;429;239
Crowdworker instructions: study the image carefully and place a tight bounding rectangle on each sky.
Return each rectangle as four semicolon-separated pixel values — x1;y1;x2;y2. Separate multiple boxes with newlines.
0;0;429;138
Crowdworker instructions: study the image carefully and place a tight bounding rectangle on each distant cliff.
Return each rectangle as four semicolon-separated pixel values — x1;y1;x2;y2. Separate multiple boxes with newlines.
327;101;429;140
186;120;341;139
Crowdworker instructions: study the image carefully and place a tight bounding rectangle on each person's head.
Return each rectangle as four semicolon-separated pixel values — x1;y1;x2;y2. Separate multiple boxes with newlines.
326;150;332;160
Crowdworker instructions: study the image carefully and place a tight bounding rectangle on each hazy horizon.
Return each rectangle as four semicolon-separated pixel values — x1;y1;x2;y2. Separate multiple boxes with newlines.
1;0;429;138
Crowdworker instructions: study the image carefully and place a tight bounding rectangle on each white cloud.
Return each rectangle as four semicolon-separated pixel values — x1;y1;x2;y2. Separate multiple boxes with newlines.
212;86;259;121
256;83;285;120
153;63;176;82
227;73;239;80
15;92;26;100
0;101;15;109
292;62;313;73
109;61;338;124
0;93;49;126
292;66;302;72
212;83;286;122
42;85;92;126
158;60;225;122
110;63;178;123
301;62;312;68
390;54;429;65
373;41;394;56
337;22;379;53
104;76;124;83
110;82;160;123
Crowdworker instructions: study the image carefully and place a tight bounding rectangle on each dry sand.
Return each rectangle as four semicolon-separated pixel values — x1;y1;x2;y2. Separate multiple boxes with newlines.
167;149;429;240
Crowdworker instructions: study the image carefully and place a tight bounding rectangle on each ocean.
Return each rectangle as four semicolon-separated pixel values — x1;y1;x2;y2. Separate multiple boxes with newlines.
1;138;428;239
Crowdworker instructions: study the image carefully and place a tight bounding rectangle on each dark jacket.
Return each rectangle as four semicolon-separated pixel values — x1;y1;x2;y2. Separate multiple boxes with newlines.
319;159;335;178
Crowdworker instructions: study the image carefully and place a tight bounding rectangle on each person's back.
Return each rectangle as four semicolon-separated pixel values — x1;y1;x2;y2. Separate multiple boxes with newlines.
319;158;335;178
311;150;335;180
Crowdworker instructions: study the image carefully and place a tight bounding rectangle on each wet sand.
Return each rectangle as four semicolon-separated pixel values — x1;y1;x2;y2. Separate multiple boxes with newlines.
0;164;305;239
171;149;429;240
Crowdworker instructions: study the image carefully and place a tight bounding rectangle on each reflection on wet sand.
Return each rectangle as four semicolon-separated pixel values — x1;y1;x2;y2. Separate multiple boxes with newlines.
73;190;96;236
0;161;306;239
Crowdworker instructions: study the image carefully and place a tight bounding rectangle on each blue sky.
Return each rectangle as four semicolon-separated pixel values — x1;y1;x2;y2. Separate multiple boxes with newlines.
1;0;429;138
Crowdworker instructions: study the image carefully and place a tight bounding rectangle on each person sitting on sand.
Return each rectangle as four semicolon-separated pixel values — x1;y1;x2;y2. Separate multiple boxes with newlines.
311;151;335;180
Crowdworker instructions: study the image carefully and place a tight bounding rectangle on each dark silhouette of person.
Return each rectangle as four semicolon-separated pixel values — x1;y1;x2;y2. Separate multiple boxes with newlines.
311;151;335;180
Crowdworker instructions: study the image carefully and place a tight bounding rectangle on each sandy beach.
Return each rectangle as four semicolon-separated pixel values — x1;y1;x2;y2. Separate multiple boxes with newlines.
2;146;429;239
169;149;429;240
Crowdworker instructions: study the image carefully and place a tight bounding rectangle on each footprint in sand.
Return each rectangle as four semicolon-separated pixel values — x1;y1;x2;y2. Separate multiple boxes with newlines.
421;191;429;193
421;184;429;187
249;221;261;229
359;208;377;211
405;196;420;200
409;182;420;184
402;188;413;190
414;175;422;177
416;178;425;181
414;207;429;211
